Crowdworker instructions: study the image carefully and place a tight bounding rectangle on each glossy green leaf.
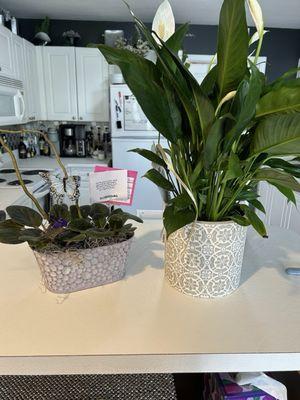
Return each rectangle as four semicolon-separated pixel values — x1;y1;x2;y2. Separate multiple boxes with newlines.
254;168;300;192
256;81;300;117
224;153;243;181
170;192;193;210
270;183;297;206
230;215;251;226
6;205;42;228
204;118;225;169
165;23;189;53
217;0;249;98
240;204;267;237
248;199;266;214
163;204;196;238
143;169;174;191
265;158;300;178
251;113;300;156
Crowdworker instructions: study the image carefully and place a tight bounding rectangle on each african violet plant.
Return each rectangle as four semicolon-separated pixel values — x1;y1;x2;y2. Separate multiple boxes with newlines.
0;130;142;251
97;0;300;238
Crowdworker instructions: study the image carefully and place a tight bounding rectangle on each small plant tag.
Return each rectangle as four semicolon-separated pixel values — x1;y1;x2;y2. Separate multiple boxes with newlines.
89;169;128;203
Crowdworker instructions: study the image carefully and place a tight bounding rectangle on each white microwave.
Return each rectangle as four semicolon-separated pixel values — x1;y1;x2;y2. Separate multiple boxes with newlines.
0;76;25;126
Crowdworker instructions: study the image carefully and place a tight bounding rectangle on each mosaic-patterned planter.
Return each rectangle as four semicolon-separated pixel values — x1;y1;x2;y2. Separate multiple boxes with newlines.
33;238;133;294
164;221;247;298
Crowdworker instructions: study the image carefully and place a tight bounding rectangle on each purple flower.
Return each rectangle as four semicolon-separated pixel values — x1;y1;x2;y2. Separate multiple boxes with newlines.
52;218;68;228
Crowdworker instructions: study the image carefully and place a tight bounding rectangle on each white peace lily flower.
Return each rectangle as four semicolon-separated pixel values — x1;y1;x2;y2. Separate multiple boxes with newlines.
249;29;269;46
215;91;237;116
247;0;264;36
152;0;175;44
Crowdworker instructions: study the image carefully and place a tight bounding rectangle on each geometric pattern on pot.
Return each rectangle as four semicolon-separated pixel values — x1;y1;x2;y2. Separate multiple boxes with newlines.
33;238;133;294
164;221;248;298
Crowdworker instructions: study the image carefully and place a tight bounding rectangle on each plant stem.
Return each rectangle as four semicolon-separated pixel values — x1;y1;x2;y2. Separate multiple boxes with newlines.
254;34;263;65
0;136;49;220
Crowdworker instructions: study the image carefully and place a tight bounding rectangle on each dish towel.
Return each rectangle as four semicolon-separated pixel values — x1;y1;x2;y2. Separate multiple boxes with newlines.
236;372;287;400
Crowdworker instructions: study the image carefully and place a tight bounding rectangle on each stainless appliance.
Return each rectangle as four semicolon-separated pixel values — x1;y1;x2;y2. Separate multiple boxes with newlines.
60;125;76;157
110;84;167;216
0;76;25;126
75;125;86;157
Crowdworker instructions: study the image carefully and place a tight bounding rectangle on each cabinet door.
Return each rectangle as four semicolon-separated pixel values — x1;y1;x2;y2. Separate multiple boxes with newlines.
76;48;109;122
43;47;78;121
258;182;300;235
24;39;40;122
12;34;25;82
0;25;15;77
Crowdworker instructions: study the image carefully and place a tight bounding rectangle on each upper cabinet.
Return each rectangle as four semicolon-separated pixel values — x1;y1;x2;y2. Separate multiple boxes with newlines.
75;48;109;122
23;40;40;122
42;47;78;121
41;47;109;122
0;25;15;77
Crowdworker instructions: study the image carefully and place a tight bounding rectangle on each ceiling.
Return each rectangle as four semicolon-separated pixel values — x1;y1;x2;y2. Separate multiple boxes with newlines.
1;0;300;29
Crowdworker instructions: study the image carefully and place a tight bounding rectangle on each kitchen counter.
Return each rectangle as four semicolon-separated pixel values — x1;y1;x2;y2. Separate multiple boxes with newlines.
0;156;108;210
0;220;299;375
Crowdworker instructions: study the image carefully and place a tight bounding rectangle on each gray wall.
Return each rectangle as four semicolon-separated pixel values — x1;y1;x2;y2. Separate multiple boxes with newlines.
18;18;300;81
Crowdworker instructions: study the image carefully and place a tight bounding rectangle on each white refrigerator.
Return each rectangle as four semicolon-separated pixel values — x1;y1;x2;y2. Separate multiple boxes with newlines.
110;84;168;216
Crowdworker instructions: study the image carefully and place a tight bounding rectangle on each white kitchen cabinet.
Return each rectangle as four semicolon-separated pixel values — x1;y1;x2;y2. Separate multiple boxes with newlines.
24;39;40;122
75;48;109;122
12;34;25;82
41;47;108;122
0;25;15;78
42;47;78;121
258;181;300;235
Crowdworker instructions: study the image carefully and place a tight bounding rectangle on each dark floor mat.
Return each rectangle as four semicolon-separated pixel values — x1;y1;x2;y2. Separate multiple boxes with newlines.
0;374;177;400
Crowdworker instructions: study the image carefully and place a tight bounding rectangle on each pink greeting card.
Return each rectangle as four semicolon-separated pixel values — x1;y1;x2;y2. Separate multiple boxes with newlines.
93;165;138;206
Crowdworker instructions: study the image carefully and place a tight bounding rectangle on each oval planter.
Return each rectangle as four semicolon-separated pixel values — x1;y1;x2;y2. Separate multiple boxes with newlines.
33;237;133;294
164;221;247;298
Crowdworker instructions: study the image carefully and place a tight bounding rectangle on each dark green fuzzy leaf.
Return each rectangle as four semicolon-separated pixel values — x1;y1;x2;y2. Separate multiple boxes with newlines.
240;204;267;237
57;231;86;243
85;228;114;239
6;205;42;228
50;203;70;222
19;228;43;242
0;219;24;244
109;214;125;230
129;148;167;168
68;218;93;232
80;205;92;218
92;213;107;228
91;203;109;217
70;205;80;221
122;212;143;224
217;0;249;98
143;169;174;191
0;210;5;222
163;204;196;238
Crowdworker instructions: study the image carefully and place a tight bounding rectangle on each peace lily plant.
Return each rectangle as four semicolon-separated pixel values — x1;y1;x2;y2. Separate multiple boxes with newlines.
97;0;300;240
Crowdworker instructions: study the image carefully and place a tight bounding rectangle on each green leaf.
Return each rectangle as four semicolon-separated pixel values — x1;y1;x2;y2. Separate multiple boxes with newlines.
143;169;174;191
6;205;42;228
121;212;143;224
70;205;80;221
204;118;225;169
230;215;251;226
223;152;243;181
270;183;297;206
50;204;70;222
108;214;125;230
68;218;93;232
60;232;86;243
265;158;300;178
0;219;23;244
129;148;167;168
251;113;300;156
0;210;5;222
254;168;300;192
217;0;249;98
163;204;196;238
92;213;107;228
240;204;267;237
256;80;300;117
200;65;217;96
85;228;114;239
19;228;43;242
170;192;193;210
90;203;109;217
165;23;189;53
98;45;182;143
80;205;92;218
248;199;266;214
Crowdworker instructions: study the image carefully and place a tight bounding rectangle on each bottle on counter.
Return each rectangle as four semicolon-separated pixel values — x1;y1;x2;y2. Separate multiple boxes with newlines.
39;135;45;156
43;141;50;156
18;135;27;159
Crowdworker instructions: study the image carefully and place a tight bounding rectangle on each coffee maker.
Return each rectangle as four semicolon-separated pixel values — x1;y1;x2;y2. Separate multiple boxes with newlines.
75;125;86;157
59;125;86;157
60;125;76;157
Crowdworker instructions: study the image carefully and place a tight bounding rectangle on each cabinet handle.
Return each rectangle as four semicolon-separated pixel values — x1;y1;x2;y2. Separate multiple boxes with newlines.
79;117;83;120
72;116;76;120
0;67;2;71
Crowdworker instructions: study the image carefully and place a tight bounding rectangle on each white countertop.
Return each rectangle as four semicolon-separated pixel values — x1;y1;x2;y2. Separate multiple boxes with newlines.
0;156;108;210
0;220;299;375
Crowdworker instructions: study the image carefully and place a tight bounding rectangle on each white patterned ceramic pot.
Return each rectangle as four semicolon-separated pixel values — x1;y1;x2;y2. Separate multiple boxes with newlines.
33;238;133;294
164;221;247;298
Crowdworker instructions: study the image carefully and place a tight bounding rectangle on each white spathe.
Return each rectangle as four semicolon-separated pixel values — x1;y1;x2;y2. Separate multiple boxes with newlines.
247;0;264;35
152;0;175;43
